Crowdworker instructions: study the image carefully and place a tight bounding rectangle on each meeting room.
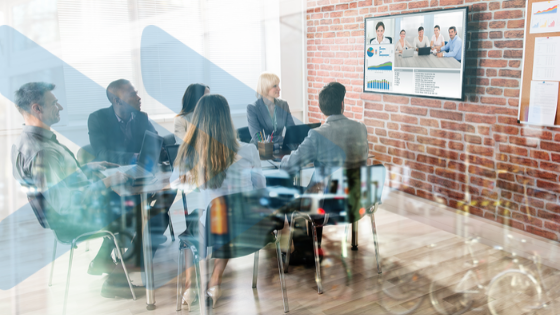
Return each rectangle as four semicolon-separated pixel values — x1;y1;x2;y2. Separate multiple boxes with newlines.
2;0;560;314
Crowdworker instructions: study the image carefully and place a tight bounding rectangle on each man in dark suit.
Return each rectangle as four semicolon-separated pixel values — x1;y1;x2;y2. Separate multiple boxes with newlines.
88;79;156;165
87;79;173;271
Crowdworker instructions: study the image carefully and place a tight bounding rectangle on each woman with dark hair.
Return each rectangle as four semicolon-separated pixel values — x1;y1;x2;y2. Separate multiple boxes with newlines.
174;83;210;141
414;26;430;49
395;29;413;53
370;21;390;44
171;94;266;310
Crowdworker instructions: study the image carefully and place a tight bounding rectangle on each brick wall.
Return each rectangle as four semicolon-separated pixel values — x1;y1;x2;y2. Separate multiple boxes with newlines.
305;0;560;241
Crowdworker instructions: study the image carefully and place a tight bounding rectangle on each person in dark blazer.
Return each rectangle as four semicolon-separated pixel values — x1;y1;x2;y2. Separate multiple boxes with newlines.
87;78;173;262
88;79;157;165
246;72;295;150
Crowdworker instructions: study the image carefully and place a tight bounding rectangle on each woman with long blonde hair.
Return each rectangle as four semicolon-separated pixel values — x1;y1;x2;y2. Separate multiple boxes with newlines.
171;94;266;310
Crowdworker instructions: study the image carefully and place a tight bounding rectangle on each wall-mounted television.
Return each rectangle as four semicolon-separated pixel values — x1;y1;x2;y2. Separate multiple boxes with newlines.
363;7;468;100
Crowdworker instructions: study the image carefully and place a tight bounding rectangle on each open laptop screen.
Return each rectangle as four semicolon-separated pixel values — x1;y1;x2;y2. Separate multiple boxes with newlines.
138;131;163;173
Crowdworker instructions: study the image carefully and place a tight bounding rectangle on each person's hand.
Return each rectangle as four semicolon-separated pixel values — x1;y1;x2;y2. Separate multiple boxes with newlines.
437;52;444;58
103;171;131;188
86;161;119;171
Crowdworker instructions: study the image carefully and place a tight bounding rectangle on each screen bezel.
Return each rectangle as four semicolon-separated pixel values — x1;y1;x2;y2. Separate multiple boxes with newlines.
362;7;468;101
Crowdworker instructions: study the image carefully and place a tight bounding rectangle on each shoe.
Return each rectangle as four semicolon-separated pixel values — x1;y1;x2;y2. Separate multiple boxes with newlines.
206;286;222;309
88;238;116;275
100;280;144;299
182;288;198;311
87;257;116;275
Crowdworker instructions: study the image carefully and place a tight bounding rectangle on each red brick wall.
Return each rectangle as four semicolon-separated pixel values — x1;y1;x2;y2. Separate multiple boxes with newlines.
306;0;560;241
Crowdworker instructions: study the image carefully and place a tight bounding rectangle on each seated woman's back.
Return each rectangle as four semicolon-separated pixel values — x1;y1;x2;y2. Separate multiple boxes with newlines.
171;94;265;215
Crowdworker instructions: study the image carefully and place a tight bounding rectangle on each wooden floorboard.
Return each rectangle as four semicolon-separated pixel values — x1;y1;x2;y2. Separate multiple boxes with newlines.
2;191;560;314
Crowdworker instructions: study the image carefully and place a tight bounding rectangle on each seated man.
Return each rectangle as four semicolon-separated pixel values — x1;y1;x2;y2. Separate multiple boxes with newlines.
11;82;141;298
279;82;369;259
88;79;174;248
437;26;462;62
280;82;369;186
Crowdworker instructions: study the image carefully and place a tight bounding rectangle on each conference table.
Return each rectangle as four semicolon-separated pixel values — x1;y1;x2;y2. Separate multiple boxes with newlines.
394;51;461;68
110;154;368;310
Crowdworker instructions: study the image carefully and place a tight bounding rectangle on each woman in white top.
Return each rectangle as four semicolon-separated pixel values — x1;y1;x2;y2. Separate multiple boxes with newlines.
430;25;445;50
369;21;391;44
171;94;266;310
395;29;413;53
174;83;210;142
414;26;430;50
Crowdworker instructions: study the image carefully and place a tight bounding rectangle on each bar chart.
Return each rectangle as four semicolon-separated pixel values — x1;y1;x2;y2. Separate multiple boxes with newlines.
367;79;390;90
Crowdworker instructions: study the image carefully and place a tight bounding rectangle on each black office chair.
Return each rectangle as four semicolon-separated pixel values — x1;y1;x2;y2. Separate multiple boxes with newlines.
282;165;386;294
237;126;252;143
22;187;136;314
175;190;289;313
386;36;392;44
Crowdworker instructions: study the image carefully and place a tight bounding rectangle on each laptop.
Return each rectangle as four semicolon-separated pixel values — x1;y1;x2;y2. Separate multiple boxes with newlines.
418;47;431;56
402;49;414;58
283;123;321;151
101;130;163;182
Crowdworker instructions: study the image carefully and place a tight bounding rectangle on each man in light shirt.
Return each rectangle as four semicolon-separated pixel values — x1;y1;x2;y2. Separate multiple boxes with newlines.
437;26;463;62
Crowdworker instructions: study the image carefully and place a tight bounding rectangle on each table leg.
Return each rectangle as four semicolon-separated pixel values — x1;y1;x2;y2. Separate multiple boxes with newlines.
141;193;156;310
351;222;358;251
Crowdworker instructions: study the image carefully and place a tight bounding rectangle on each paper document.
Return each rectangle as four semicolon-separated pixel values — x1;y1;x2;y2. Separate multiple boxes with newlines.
100;164;134;177
533;36;560;80
530;1;560;34
527;81;559;125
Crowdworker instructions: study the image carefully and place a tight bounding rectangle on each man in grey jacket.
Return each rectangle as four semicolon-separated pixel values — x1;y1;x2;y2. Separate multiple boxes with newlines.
280;82;369;187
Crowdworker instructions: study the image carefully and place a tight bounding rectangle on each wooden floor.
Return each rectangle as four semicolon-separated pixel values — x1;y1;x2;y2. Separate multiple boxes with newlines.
2;190;560;315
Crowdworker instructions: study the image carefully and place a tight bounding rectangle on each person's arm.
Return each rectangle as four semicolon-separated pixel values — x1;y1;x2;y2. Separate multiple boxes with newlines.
283;103;296;128
279;129;318;175
439;40;450;53
174;116;187;143
31;149;107;215
443;38;462;58
406;40;413;49
247;104;262;146
248;144;266;189
88;113;135;165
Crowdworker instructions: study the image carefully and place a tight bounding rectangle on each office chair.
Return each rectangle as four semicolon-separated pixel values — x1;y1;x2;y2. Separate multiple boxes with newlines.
237;126;252;143
26;192;135;315
282;165;385;294
175;191;289;313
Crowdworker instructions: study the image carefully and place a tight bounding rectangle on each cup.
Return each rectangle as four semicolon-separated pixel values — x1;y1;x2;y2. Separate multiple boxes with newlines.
258;142;273;159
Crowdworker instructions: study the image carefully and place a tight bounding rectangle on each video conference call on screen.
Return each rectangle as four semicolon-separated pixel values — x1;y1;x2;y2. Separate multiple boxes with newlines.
363;8;467;100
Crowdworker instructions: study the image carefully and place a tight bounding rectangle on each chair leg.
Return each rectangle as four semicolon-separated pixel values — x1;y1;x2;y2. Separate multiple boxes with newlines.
62;240;76;315
311;224;323;294
110;234;136;300
176;248;185;311
48;238;57;287
169;214;175;242
274;231;289;313
252;251;259;288
370;211;382;274
284;213;297;273
193;250;205;315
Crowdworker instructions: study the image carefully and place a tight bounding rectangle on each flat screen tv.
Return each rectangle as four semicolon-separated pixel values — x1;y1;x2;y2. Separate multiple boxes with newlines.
363;7;468;100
